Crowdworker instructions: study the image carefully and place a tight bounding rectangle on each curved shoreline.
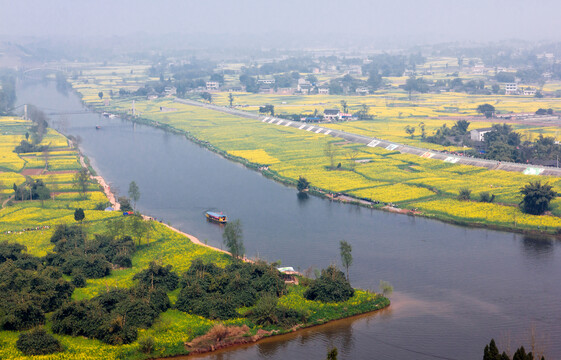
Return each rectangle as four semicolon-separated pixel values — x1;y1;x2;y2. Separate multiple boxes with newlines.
166;303;391;359
98;106;561;239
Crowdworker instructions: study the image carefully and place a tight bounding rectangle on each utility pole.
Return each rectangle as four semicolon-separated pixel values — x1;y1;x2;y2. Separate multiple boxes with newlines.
23;104;27;120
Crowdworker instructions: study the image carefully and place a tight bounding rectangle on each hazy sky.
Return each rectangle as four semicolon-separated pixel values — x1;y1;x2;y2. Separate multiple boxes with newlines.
1;0;560;44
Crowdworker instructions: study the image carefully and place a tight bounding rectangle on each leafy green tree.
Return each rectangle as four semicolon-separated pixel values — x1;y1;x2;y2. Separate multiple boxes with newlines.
304;265;354;302
452;119;470;134
200;92;212;103
324;142;338;169
297;176;310;193
74;208;85;223
133;262;179;291
340;100;348;113
118;196;133;212
379;280;393;297
128;181;140;211
405;125;416;138
339;240;353;281
98;92;103;100
520;181;557;215
483;339;500;360
476;103;495;118
73;168;90;198
223;219;245;260
228;93;234;107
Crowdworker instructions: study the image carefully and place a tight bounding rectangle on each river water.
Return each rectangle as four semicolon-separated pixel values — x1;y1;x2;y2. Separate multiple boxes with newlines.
16;80;561;359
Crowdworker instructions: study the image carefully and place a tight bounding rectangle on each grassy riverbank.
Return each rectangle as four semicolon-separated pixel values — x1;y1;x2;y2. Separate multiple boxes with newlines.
0;116;389;359
71;78;561;235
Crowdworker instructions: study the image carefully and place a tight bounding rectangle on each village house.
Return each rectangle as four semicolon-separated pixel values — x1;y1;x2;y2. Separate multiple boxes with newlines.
523;88;536;96
323;109;340;121
206;81;220;91
505;83;518;95
355;87;369;95
257;78;275;85
318;87;329;95
164;86;177;96
470;128;494;142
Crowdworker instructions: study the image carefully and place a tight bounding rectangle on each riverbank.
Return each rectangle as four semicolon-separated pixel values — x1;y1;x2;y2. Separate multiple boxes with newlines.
79;97;561;238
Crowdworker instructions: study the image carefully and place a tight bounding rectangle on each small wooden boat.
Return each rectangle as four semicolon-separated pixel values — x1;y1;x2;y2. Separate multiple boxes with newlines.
205;211;228;224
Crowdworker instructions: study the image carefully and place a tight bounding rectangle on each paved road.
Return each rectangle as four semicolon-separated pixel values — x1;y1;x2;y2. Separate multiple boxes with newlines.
174;98;561;177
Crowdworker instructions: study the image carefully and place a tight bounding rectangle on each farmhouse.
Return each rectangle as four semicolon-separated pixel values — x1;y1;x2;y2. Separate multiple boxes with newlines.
323;109;340;121
318;87;329;95
505;83;518;95
206;81;220;91
470;128;494;142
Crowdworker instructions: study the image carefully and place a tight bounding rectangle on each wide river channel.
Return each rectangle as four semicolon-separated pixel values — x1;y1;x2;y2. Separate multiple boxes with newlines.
16;80;561;359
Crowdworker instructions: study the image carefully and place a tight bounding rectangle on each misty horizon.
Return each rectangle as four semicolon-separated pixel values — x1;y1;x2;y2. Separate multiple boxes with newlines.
1;0;561;47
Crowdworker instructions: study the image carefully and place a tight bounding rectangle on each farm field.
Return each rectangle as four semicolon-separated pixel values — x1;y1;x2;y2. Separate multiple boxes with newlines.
0;116;387;359
68;67;561;234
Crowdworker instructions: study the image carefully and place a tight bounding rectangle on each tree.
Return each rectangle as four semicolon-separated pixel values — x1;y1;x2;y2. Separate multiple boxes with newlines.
379;280;393;297
297;176;309;193
327;347;338;360
324;142;338;169
419;122;426;139
98;92;103;100
74;168;90;198
128;181;140;211
222;219;244;260
452;119;470;135
476;103;495;118
200;92;212;103
74;208;85;223
340;100;348;113
228;93;234;107
118;196;133;212
339;240;352;281
405;125;416;138
304;265;354;302
259;104;275;116
520;181;557;215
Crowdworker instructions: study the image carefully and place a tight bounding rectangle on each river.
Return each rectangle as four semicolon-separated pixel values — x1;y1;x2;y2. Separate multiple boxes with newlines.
16;80;561;359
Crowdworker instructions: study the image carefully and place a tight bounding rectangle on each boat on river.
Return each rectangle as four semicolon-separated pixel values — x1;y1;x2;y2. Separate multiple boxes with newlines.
205;211;228;224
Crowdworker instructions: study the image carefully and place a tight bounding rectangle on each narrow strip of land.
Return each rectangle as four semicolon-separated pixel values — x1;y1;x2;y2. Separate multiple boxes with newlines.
174;98;561;177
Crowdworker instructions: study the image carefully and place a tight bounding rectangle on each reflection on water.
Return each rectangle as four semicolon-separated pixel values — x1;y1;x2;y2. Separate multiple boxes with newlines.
15;80;561;360
522;236;555;259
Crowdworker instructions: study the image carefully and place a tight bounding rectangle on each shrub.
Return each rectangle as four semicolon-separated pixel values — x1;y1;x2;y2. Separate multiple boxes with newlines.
479;192;495;203
304;265;354;303
458;188;471;201
245;293;305;328
16;328;62;355
138;336;155;354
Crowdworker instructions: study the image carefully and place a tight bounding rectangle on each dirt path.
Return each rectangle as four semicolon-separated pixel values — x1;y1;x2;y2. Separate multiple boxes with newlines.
1;195;14;209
